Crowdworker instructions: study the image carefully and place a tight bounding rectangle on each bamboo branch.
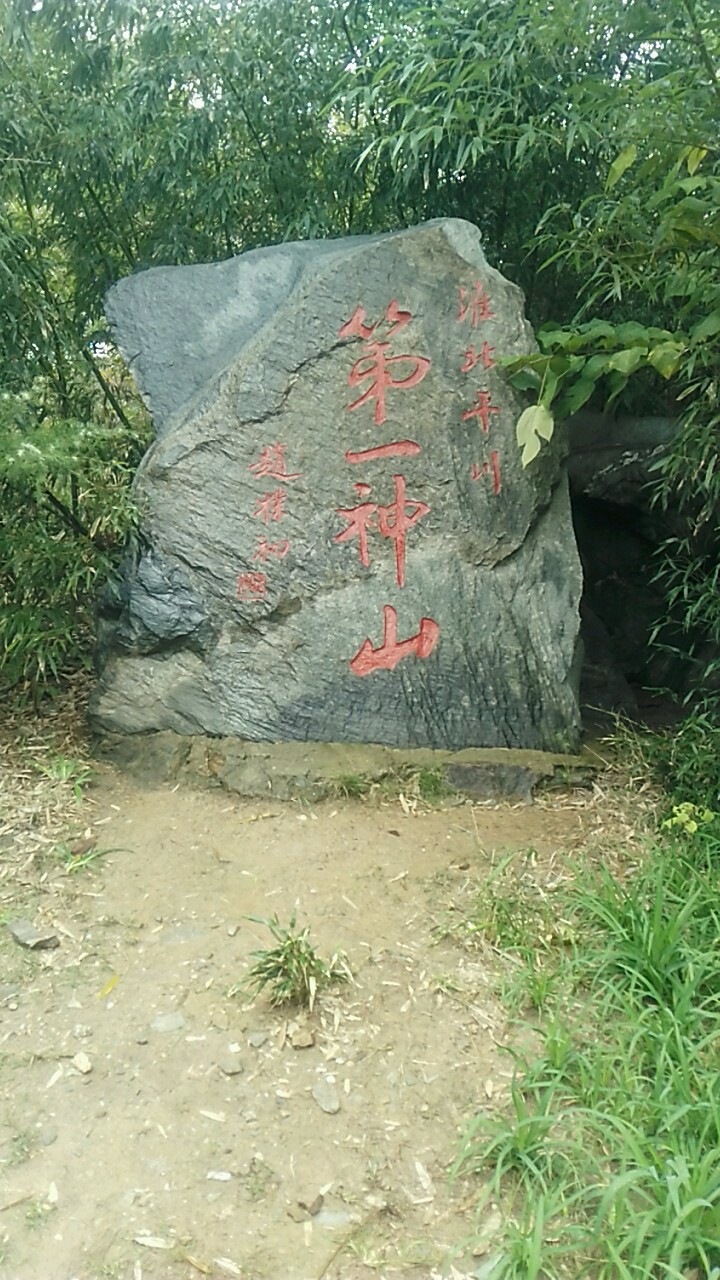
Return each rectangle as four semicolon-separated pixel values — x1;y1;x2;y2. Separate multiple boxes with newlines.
44;486;90;538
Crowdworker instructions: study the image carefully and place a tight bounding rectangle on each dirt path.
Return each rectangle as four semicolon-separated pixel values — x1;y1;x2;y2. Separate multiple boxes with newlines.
0;749;598;1280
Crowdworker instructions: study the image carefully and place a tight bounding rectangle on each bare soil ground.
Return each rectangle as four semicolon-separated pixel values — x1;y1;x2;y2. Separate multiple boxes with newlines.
0;689;638;1280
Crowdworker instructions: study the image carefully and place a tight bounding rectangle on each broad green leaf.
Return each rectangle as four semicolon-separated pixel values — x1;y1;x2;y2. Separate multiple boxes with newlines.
540;368;564;409
555;377;596;418
498;353;551;373
583;354;611;381
691;311;720;342
606;144;637;190
548;355;575;374
520;434;542;467
614;322;651;345
516;404;554;468
647;342;686;379
508;368;542;391
578;321;616;340
605;370;631;407
537;328;573;351
607;347;646;375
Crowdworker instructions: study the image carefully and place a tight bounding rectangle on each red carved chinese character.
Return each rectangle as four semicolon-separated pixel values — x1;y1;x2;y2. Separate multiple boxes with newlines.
461;390;501;434
376;474;430;587
471;452;502;495
339;299;414;343
249;444;302;481
253;488;287;524
347;342;431;426
338;306;377;340
384;299;412;338
253;537;291;562
458;282;496;327
461;341;496;372
335;485;376;568
345;440;421;465
335;475;430;586
350;605;439;676
236;572;267;601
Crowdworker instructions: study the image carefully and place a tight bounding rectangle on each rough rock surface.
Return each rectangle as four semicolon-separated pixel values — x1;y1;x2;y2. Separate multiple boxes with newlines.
92;219;583;750
95;734;595;805
567;411;676;511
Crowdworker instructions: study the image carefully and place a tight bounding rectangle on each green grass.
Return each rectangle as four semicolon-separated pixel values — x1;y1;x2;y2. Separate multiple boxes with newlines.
611;712;720;812
326;772;375;799
235;913;351;1010
452;823;720;1278
434;851;572;959
413;766;456;803
54;841;124;873
5;1128;34;1166
325;765;456;806
34;752;95;801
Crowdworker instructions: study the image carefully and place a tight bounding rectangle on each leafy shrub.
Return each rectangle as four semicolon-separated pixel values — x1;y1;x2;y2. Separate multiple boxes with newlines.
623;714;720;812
0;382;149;695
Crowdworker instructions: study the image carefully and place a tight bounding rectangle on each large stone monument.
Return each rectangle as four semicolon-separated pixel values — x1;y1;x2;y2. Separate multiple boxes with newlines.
91;219;583;750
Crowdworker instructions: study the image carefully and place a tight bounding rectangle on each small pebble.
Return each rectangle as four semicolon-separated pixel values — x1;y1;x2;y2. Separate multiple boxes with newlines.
151;1011;187;1034
219;1057;244;1077
290;1027;315;1049
311;1079;340;1115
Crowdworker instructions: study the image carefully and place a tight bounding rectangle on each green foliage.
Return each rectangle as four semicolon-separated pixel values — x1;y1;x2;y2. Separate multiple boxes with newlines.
56;841;120;873
33;752;95;801
412;766;456;804
456;853;572;957
0;382;149;692
617;715;720;812
505;318;691;458
326;773;375;800
238;914;351;1010
662;802;717;836
454;824;720;1277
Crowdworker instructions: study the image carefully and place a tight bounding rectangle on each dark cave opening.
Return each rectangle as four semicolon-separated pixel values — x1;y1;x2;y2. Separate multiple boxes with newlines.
571;491;683;728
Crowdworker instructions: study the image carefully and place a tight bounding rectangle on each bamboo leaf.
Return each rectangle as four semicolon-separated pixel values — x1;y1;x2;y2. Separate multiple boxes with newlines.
606;144;637;190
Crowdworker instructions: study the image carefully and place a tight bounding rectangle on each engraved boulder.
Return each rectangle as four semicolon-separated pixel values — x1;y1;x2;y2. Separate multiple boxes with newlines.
91;218;583;750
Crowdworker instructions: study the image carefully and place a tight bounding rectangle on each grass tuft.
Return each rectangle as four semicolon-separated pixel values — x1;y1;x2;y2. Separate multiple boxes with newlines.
236;913;351;1010
34;752;94;801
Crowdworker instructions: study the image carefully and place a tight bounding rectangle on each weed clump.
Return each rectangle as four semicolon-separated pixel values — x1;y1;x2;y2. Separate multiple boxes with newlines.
237;914;350;1010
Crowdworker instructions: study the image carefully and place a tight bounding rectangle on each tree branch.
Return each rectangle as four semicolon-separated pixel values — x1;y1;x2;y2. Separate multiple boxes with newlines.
44;486;90;538
81;347;134;430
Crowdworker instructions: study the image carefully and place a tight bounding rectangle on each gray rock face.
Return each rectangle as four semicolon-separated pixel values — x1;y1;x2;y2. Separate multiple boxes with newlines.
92;219;583;750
